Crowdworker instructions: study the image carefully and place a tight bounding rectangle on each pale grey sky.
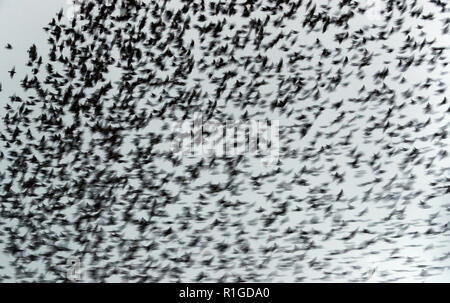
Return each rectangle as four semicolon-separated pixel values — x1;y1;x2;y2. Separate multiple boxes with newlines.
0;0;449;282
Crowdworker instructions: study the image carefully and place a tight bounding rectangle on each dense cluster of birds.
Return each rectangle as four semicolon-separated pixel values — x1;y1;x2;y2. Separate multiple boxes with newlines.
0;0;449;282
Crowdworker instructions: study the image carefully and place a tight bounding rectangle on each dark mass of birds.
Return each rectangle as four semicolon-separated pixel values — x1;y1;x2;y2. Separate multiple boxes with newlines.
0;0;449;282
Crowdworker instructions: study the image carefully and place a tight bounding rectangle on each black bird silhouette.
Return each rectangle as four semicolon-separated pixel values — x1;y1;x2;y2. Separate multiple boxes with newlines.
8;66;16;79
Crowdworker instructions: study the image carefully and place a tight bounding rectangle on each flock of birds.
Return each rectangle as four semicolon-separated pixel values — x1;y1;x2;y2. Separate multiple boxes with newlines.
0;0;449;282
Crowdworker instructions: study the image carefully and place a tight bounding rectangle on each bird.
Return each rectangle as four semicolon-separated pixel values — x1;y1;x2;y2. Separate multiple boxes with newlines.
8;67;16;79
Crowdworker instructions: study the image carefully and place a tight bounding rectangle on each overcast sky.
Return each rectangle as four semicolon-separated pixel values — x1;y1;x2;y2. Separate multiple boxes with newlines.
0;0;449;282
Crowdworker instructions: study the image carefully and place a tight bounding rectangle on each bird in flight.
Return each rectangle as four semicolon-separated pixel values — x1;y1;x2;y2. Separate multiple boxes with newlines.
8;66;16;79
